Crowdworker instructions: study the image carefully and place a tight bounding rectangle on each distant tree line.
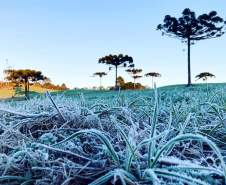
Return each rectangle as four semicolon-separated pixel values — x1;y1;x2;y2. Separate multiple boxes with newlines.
41;82;69;91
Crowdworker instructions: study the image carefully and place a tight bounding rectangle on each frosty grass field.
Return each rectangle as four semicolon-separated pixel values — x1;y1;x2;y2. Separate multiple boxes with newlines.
0;84;226;185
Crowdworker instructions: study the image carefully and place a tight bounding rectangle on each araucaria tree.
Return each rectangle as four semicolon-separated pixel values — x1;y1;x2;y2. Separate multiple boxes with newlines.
4;69;47;98
157;8;226;86
99;54;134;90
93;72;107;90
126;68;142;89
145;72;161;88
195;72;215;82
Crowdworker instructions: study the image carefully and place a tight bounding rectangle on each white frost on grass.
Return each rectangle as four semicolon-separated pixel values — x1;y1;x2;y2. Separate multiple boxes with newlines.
0;84;225;184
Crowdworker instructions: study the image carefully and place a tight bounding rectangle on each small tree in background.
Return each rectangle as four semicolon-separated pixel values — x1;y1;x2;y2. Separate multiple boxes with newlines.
116;76;144;90
126;68;142;89
60;83;68;90
145;72;161;88
13;83;24;97
195;72;215;82
99;54;134;90
157;8;226;86
196;72;215;94
4;69;47;98
93;72;107;90
116;76;125;88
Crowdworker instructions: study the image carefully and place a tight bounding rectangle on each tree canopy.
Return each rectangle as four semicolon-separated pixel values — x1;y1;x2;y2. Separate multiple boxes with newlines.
99;54;134;68
5;69;47;83
195;72;215;81
126;68;142;75
157;8;226;42
93;72;107;78
145;72;161;78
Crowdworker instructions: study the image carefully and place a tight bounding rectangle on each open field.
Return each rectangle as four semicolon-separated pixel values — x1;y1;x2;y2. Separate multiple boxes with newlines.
0;85;57;100
0;88;14;99
0;83;226;184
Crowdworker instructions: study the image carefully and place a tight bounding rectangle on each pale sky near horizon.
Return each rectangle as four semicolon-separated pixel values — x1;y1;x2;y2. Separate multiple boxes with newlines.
0;0;225;88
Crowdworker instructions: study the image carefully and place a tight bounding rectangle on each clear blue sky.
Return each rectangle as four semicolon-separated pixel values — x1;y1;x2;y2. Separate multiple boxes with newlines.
0;0;225;88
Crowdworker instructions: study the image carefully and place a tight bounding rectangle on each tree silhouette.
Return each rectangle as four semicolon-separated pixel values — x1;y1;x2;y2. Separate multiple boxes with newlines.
196;72;215;94
157;8;226;86
126;68;142;89
195;72;215;82
145;72;161;88
98;54;134;90
93;72;107;90
4;69;47;98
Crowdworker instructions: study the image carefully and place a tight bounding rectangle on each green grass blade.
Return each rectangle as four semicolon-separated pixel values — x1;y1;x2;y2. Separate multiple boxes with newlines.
151;134;226;180
52;129;119;164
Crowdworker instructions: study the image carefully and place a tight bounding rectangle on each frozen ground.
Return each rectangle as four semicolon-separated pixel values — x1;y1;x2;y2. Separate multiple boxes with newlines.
0;84;226;184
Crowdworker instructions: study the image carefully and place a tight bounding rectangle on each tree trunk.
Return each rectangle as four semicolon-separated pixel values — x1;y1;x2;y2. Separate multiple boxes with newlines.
152;77;154;89
24;81;28;98
187;38;191;86
115;65;118;90
99;77;102;90
27;81;30;99
24;78;29;99
133;78;136;89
